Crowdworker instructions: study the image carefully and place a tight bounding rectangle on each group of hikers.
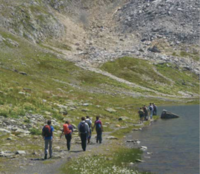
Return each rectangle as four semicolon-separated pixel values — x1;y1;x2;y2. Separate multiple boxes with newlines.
138;103;157;123
42;116;103;159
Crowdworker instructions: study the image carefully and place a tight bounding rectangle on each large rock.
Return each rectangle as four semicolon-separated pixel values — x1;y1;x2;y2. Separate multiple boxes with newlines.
161;110;179;119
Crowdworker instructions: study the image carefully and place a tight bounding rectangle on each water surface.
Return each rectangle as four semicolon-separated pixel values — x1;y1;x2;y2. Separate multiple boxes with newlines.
127;105;199;174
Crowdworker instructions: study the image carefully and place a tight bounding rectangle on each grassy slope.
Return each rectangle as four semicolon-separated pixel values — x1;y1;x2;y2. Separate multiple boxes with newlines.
0;29;198;124
100;57;199;95
0;29;172;123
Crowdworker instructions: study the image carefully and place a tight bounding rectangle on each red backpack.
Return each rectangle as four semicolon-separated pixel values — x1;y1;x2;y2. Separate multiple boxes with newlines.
63;124;71;135
43;125;52;137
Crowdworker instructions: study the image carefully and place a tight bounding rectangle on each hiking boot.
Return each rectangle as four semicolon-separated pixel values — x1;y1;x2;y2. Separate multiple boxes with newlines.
44;154;47;159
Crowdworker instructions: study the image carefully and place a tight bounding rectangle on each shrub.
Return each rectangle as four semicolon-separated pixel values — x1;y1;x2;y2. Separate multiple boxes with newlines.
30;128;41;135
23;102;36;110
0;105;10;117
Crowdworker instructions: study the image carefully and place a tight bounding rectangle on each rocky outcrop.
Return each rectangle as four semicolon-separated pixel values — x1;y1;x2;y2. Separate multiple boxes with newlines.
161;110;179;119
114;0;200;45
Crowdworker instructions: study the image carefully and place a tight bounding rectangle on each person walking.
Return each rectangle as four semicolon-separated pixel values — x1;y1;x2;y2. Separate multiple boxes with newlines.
85;116;92;144
60;121;73;151
42;120;54;159
138;108;144;123
143;105;148;120
78;117;89;151
153;103;157;115
93;116;103;144
149;103;154;119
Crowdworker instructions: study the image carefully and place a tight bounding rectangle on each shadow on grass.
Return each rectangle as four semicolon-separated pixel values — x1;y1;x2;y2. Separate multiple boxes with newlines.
69;150;83;153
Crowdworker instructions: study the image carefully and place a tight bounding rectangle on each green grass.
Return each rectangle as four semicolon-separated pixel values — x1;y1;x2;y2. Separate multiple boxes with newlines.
30;128;41;135
100;57;199;95
180;51;199;61
156;63;199;94
61;146;149;174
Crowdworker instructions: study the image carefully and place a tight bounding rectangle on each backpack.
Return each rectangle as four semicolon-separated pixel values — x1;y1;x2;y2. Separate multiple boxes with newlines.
95;120;101;130
79;122;86;133
63;124;71;135
139;110;144;115
85;119;92;128
43;125;52;137
149;106;152;111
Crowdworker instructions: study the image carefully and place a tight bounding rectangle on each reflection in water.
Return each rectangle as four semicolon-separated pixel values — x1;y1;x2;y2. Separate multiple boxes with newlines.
127;105;199;174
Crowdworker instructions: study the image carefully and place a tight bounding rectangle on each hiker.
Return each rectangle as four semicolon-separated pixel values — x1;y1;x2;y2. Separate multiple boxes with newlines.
42;120;54;159
85;116;92;144
78;117;89;151
153;103;157;115
60;121;73;151
93;116;103;144
149;103;154;119
138;108;144;123
143;105;148;120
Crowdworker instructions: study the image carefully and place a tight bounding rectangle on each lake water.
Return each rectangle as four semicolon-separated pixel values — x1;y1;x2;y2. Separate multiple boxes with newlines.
127;105;199;174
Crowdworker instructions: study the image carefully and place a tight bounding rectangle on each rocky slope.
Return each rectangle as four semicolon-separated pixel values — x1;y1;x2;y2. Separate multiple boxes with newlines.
0;0;199;67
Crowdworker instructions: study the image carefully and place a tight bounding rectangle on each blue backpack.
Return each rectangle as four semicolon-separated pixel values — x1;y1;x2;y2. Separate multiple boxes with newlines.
79;122;86;133
95;121;101;130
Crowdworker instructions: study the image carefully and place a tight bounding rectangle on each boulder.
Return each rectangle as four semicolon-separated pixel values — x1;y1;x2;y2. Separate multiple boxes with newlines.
161;110;179;119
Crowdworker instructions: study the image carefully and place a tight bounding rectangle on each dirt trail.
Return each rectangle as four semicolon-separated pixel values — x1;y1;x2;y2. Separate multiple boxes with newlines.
14;133;111;174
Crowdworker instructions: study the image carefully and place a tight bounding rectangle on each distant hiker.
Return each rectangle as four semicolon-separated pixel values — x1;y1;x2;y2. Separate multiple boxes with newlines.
60;121;73;151
93;116;103;144
42;120;54;159
138;108;144;123
143;105;148;120
85;116;92;144
78;117;89;151
153;103;157;115
149;103;154;119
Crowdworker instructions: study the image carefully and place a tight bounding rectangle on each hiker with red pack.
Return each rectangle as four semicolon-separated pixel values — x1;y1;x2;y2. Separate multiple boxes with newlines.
60;121;73;151
78;117;89;151
42;120;54;159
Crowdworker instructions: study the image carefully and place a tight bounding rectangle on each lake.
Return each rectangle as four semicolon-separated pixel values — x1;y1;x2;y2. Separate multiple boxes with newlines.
127;105;199;174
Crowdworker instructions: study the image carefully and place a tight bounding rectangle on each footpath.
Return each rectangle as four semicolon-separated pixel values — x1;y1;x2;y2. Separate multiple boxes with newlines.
14;132;111;174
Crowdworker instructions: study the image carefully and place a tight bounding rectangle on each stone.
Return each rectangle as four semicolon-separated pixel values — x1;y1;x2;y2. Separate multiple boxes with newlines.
106;136;118;140
136;159;144;162
0;128;11;134
44;111;51;115
161;110;179;119
128;162;134;166
140;146;148;151
132;128;142;131
18;92;26;95
127;140;141;144
6;137;12;140
19;72;27;76
0;151;15;157
82;103;90;106
148;46;161;53
15;150;26;155
105;108;116;113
